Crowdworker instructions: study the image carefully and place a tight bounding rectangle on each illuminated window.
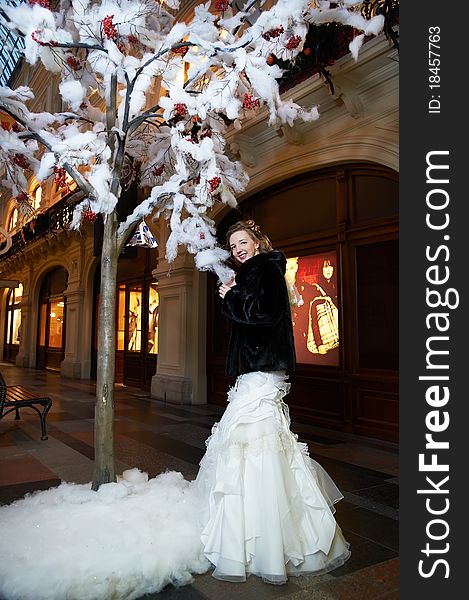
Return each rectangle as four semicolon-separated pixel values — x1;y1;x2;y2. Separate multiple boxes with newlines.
114;282;158;355
5;283;23;346
32;185;42;210
8;206;18;231
38;267;67;351
147;284;159;354
127;286;142;352
117;285;125;351
287;251;339;367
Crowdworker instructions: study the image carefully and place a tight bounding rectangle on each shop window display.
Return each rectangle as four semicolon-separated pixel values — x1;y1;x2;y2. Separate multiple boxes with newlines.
286;251;339;366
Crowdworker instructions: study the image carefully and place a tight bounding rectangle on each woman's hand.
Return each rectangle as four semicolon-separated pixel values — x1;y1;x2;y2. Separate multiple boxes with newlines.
219;277;235;299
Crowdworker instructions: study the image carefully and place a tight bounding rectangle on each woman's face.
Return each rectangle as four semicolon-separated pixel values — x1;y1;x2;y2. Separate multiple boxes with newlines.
323;263;334;280
229;230;259;264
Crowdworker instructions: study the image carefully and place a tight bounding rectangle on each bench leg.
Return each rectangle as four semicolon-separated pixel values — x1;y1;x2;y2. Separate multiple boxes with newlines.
15;406;20;420
39;399;53;440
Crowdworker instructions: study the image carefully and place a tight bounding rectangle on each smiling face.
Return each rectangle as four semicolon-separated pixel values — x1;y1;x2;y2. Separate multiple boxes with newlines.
229;230;259;264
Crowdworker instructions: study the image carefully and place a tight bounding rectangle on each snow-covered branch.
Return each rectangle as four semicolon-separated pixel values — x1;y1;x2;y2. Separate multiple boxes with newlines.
0;0;388;279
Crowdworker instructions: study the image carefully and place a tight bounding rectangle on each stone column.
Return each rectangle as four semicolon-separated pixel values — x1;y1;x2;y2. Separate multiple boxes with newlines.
60;285;85;378
150;251;207;405
15;270;32;368
60;253;85;378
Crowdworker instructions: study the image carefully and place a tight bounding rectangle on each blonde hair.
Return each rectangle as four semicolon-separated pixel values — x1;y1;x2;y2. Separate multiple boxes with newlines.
226;220;273;263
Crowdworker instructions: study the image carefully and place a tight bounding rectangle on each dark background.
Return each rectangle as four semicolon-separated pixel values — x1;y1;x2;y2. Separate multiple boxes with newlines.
400;2;467;597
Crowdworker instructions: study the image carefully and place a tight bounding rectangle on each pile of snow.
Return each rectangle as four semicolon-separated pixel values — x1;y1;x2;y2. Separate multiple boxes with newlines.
0;469;210;600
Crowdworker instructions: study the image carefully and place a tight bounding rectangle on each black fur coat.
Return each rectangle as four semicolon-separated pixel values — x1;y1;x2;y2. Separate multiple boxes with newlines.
222;250;296;377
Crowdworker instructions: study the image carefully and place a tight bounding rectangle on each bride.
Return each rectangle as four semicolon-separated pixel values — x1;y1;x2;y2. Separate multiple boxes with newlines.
194;220;351;585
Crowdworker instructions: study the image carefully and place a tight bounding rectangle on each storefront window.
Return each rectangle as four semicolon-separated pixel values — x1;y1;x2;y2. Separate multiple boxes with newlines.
127;286;142;351
48;301;64;348
5;283;23;345
39;303;47;346
117;285;126;351
286;251;339;367
147;284;159;354
37;267;67;353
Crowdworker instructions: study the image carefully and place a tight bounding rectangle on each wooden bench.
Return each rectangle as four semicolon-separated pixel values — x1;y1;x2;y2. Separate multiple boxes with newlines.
0;371;52;440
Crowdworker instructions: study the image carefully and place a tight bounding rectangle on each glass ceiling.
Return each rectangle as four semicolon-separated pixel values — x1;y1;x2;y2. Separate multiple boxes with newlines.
0;1;25;87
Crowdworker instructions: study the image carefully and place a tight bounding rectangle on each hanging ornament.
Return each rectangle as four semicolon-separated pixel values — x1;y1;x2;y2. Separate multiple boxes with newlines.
126;220;158;248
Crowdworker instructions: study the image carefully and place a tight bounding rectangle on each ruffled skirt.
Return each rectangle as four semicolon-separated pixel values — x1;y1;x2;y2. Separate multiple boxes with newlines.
193;371;351;584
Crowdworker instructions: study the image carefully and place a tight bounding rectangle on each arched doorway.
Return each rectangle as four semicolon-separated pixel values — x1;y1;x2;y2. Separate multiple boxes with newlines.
207;163;399;442
91;247;159;389
3;283;23;363
36;267;68;370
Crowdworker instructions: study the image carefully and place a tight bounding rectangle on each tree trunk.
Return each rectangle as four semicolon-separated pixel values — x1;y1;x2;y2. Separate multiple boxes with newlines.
92;212;119;490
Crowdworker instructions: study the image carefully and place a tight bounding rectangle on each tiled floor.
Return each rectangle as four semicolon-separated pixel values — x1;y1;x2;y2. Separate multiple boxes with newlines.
0;363;399;599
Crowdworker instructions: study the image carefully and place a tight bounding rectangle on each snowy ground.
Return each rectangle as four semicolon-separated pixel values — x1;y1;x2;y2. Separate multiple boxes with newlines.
0;469;210;600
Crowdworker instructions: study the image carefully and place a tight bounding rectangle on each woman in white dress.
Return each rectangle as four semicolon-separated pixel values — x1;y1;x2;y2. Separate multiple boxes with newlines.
194;220;350;585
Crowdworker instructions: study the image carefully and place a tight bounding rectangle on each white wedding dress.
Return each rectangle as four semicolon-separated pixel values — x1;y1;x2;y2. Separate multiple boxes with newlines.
193;371;351;584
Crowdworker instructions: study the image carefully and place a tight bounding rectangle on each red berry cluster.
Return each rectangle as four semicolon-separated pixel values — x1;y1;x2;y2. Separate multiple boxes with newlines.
152;165;165;177
285;35;302;50
12;154;30;169
83;209;98;222
31;30;58;46
66;55;82;71
54;167;67;188
15;192;29;204
174;103;188;117
243;93;260;110
262;25;284;41
127;35;139;45
28;0;51;8
200;232;205;240
208;176;222;193
79;102;88;111
173;45;189;56
102;15;118;41
215;0;229;11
